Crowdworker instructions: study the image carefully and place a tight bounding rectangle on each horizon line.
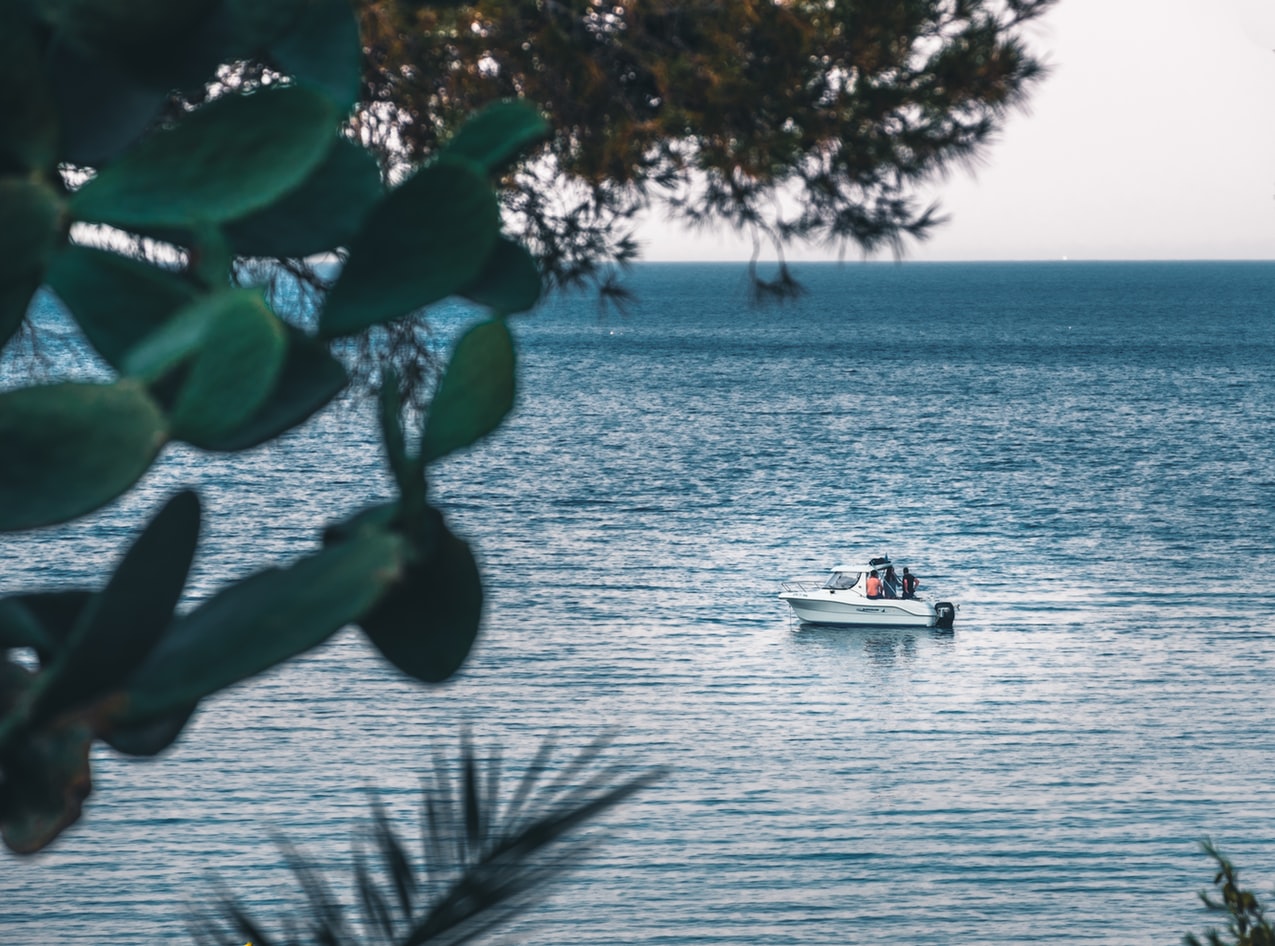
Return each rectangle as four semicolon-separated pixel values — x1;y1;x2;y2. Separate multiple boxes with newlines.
629;257;1275;265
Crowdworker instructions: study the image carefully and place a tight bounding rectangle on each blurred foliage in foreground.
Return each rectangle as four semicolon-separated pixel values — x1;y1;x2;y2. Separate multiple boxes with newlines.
192;737;662;946
0;0;544;854
1186;842;1275;946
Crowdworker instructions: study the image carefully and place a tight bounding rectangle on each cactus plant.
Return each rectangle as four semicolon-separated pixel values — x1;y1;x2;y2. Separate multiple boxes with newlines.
0;0;546;853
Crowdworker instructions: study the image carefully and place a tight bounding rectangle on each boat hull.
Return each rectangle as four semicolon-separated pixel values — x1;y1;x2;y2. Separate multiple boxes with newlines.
779;591;955;628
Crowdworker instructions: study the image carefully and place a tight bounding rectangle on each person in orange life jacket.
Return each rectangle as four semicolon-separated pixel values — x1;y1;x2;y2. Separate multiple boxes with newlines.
882;565;900;598
865;570;883;598
901;568;919;599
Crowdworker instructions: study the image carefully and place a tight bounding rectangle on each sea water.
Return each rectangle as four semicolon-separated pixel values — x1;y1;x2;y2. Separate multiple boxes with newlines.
3;261;1275;944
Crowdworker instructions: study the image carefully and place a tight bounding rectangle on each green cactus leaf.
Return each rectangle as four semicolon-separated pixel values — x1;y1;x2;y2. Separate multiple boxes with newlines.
45;245;196;370
121;291;227;382
1;179;65;260
0;654;33;712
223;0;311;51
47;40;168;166
318;158;501;338
0;13;59;173
459;237;542;315
194;326;347;452
170;295;288;447
0;600;53;655
0;712;93;855
421;318;516;464
69;86;338;229
97;701;196;757
442;100;549;174
359;509;482;684
38;0;221;91
28;491;199;728
121;530;406;722
269;0;363;112
124;289;289;447
0;380;167;531
0;277;39;355
323;501;400;547
0;178;62;351
225;138;383;258
2;591;94;665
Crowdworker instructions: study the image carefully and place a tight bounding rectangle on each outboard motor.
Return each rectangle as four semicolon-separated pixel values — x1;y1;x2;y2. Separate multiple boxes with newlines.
934;601;956;630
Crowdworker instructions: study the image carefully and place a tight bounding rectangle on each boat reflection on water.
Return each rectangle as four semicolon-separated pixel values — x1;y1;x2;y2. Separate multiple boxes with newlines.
786;622;955;679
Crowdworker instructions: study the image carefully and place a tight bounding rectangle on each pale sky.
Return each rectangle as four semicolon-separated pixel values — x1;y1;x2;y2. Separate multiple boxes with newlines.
636;0;1275;262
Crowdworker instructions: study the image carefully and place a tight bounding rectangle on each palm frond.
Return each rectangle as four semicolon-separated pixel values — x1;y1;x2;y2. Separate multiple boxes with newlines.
191;736;663;946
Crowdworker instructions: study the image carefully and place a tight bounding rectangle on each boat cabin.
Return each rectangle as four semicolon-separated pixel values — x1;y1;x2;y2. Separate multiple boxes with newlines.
823;557;904;596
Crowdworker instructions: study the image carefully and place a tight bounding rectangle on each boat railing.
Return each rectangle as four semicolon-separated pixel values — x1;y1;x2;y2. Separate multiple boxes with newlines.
780;579;826;594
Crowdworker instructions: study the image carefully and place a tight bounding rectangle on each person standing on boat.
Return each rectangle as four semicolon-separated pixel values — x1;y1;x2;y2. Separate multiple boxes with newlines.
901;568;919;599
882;565;900;598
865;570;883;599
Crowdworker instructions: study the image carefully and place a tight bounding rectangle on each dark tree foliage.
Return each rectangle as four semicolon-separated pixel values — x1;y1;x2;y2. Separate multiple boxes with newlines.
355;0;1054;294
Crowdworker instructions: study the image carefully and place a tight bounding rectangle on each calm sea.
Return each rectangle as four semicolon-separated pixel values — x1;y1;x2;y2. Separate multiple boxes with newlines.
4;261;1275;945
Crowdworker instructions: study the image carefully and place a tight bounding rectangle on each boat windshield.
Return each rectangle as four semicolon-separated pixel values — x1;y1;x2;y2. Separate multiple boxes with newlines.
824;571;860;590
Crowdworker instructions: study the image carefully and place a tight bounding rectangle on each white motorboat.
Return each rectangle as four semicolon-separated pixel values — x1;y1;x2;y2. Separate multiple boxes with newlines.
778;556;956;628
